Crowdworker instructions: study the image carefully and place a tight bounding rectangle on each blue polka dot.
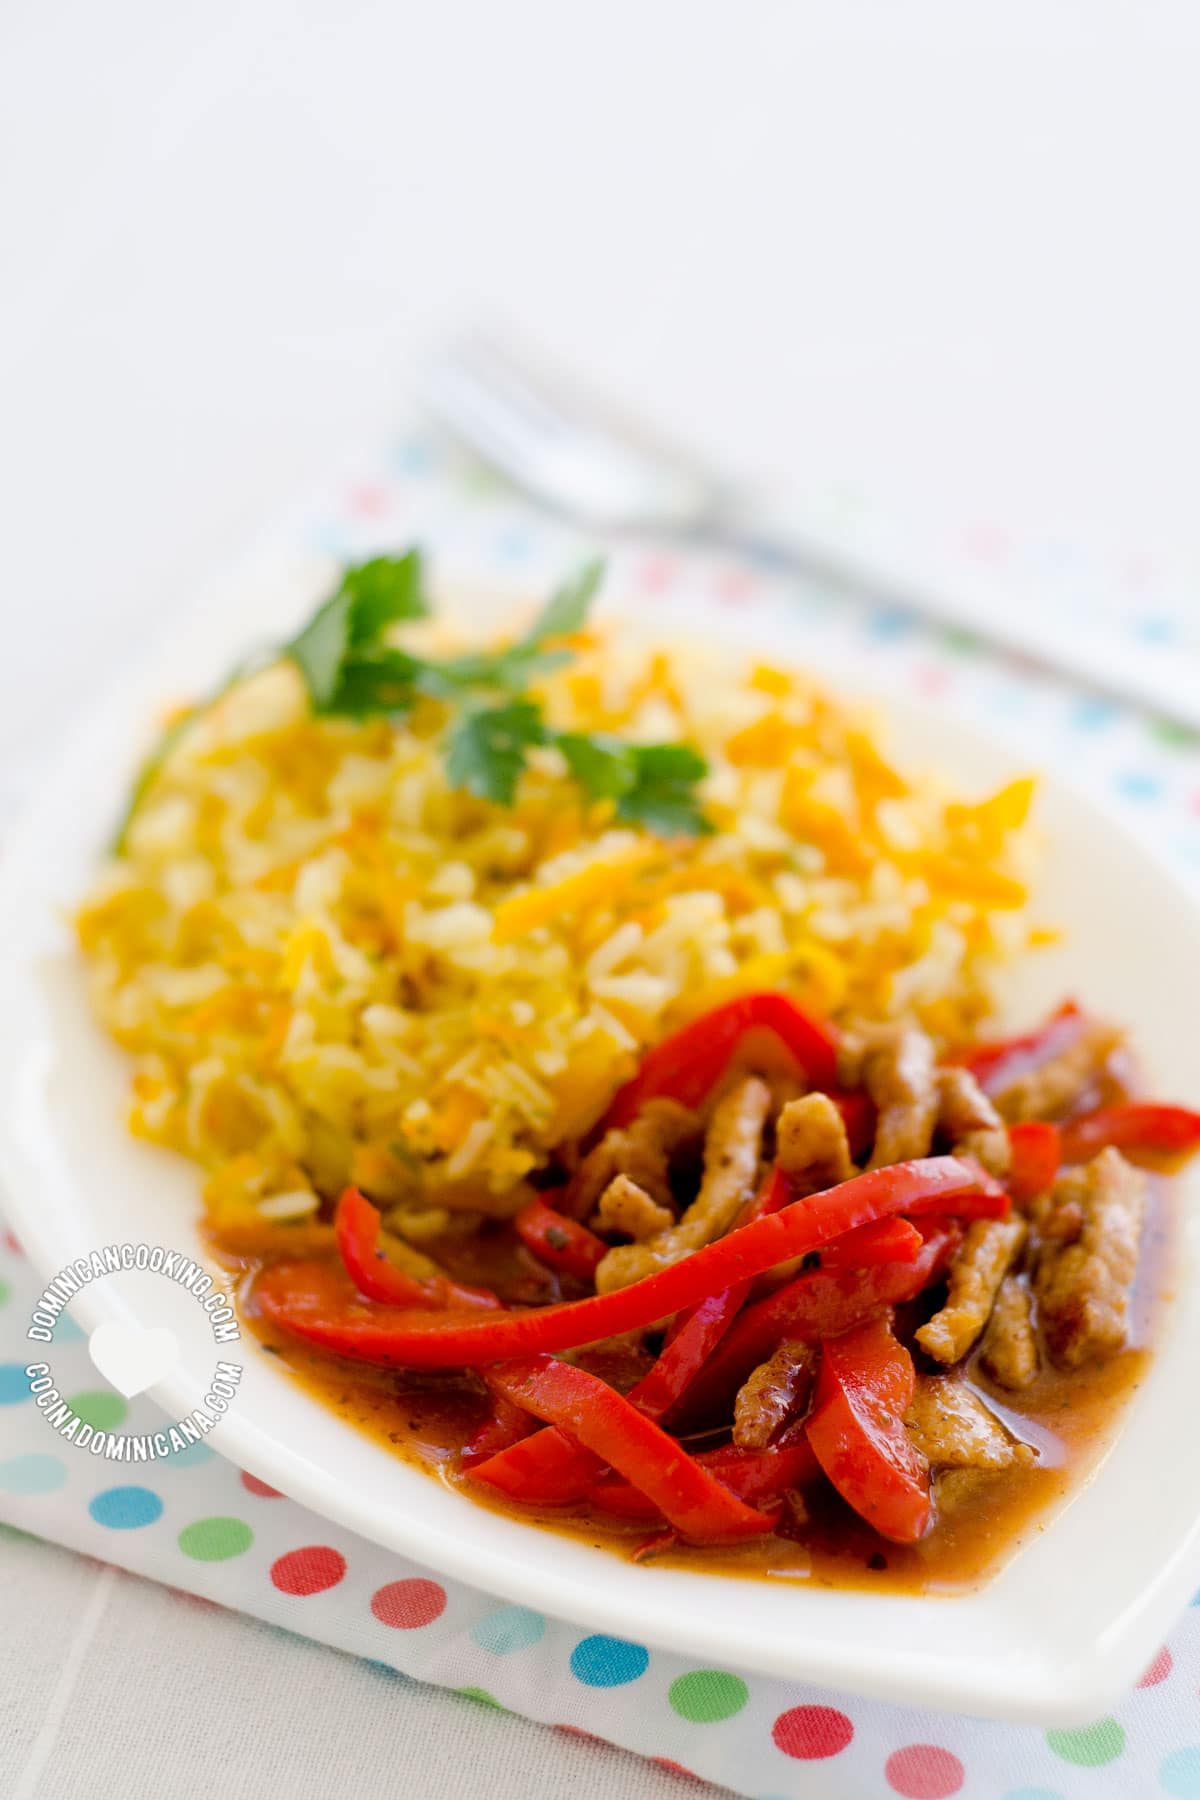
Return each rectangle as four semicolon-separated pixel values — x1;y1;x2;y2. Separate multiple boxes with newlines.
568;1635;649;1687
165;1440;215;1468
0;1454;68;1495
53;1313;84;1344
868;606;918;640
471;1606;546;1655
1136;616;1177;644
493;528;536;564
1114;768;1163;803
1162;1750;1200;1799
0;1363;32;1404
391;439;434;477
88;1486;163;1530
363;1659;413;1683
1071;696;1119;732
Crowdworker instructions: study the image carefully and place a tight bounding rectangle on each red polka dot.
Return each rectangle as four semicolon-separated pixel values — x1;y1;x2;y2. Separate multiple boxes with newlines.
913;665;951;699
638;556;679;596
347;481;389;518
370;1577;446;1629
714;568;758;608
4;1231;22;1255
269;1546;346;1595
885;1744;964;1799
1138;1645;1173;1686
771;1705;854;1760
555;1725;601;1740
650;1759;700;1782
241;1471;283;1498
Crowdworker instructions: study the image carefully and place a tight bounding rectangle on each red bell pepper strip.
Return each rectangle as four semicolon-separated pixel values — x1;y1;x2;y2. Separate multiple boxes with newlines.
605;992;839;1128
257;1157;987;1370
805;1317;930;1543
828;1087;876;1160
1059;1102;1200;1168
470;1282;751;1504
485;1356;776;1543
589;1439;821;1524
669;1224;958;1431
818;1217;922;1268
513;1197;607;1283
956;1001;1083;1096
461;1388;537;1467
1007;1121;1061;1202
335;1187;502;1311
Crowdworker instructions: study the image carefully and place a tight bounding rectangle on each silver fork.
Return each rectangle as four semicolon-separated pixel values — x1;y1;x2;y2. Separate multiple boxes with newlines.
418;334;1200;730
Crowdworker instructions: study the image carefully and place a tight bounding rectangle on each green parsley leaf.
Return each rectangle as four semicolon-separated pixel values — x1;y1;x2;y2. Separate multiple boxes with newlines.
444;697;547;805
523;556;605;646
556;731;638;801
287;552;428;708
615;743;713;837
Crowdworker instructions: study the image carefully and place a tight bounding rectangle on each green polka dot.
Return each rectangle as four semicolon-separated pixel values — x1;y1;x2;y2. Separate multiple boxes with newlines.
1046;1719;1125;1767
668;1669;749;1723
68;1390;128;1432
456;1687;507;1710
177;1516;253;1562
0;1279;11;1307
941;626;982;656
1150;718;1200;751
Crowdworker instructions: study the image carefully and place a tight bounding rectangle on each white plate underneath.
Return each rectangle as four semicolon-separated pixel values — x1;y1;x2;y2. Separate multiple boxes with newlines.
1;539;1199;1724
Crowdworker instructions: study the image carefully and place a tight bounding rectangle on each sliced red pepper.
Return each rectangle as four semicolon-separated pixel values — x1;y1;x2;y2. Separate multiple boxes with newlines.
957;1000;1083;1096
258;1157;986;1370
485;1356;776;1543
818;1217;922;1268
605;992;839;1127
461;1387;537;1468
805;1317;930;1543
1059;1102;1200;1168
589;1439;821;1524
470;1283;750;1504
669;1224;958;1431
828;1087;876;1160
513;1197;607;1283
1007;1120;1061;1202
335;1187;502;1311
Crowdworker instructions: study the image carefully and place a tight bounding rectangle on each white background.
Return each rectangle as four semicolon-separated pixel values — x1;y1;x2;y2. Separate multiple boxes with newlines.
3;4;1200;1795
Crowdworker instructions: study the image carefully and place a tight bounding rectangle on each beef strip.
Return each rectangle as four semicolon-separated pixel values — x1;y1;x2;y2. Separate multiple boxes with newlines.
1033;1146;1145;1368
568;1098;700;1219
732;1341;816;1449
979;1274;1039;1389
992;1024;1123;1123
905;1375;1035;1470
915;1216;1028;1364
935;1066;1012;1177
593;1174;674;1241
593;1076;771;1294
775;1092;854;1191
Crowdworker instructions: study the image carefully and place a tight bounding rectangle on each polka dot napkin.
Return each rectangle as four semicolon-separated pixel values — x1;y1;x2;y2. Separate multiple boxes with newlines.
4;423;1200;1799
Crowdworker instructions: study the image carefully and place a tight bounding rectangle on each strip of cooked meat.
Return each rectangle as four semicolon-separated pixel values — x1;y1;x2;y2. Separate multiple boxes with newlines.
1033;1147;1145;1368
915;1217;1028;1364
568;1098;700;1218
775;1092;854;1191
848;1024;939;1169
594;1076;771;1294
905;1375;1035;1470
979;1275;1039;1389
992;1024;1123;1123
593;1174;674;1242
732;1341;816;1449
936;1066;1012;1177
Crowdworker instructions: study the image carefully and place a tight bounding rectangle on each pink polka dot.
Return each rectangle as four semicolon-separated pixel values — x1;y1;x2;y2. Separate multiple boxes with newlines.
241;1471;283;1498
370;1577;447;1629
347;481;389;518
963;521;1008;563
913;665;951;699
714;567;758;608
1138;1645;1173;1686
269;1546;346;1595
4;1231;22;1255
771;1705;854;1760
885;1744;964;1798
638;556;679;595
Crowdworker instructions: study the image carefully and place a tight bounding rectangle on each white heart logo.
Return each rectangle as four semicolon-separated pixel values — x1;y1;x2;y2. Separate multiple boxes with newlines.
88;1321;179;1399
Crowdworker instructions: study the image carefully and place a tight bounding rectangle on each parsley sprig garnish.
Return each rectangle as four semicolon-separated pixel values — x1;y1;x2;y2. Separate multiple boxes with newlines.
116;550;712;850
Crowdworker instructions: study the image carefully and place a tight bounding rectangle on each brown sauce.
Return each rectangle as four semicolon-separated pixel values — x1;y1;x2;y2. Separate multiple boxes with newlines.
224;1173;1172;1597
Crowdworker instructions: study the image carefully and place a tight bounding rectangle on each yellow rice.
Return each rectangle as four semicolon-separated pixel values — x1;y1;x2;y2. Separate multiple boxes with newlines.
77;618;1037;1245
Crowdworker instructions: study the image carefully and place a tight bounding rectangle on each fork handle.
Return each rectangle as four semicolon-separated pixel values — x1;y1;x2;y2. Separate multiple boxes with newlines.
715;498;1200;730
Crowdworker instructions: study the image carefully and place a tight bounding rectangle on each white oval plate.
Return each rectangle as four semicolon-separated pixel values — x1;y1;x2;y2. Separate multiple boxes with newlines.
2;539;1199;1724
